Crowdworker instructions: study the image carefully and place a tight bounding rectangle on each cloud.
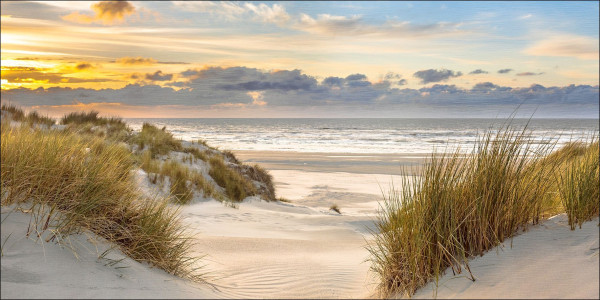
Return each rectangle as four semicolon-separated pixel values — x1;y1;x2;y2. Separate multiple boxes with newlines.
469;69;488;74
145;71;173;81
525;35;599;60
322;77;344;87
116;57;157;66
517;72;544;76
498;69;513;74
384;72;402;80
172;1;289;25
75;63;94;71
413;69;462;84
1;67;116;84
244;3;290;25
346;74;367;81
214;69;319;91
62;1;135;25
3;66;598;118
519;14;533;20
397;79;408;85
296;13;464;37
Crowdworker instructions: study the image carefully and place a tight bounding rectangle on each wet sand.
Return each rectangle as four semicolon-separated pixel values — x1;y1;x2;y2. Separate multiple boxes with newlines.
233;150;428;175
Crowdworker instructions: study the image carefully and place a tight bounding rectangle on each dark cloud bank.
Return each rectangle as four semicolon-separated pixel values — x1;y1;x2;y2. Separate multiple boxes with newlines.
2;66;598;118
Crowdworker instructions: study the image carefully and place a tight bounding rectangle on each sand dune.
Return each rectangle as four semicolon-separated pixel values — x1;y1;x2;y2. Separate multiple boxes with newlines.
2;155;598;298
413;214;599;299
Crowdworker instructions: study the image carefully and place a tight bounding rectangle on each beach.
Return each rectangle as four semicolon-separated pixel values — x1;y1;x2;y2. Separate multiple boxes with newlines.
1;115;599;299
1;150;409;298
4;147;598;299
155;151;411;298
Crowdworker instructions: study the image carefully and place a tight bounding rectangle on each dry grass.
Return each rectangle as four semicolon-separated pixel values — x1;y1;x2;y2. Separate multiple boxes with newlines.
367;124;600;298
329;204;341;214
60;111;130;142
1;123;201;280
160;160;195;204
135;123;182;158
183;146;208;162
1;104;55;127
558;141;599;229
208;155;256;202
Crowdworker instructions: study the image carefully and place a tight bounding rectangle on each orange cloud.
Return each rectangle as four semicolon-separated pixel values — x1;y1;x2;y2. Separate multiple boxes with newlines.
75;62;94;71
62;1;135;25
116;56;157;66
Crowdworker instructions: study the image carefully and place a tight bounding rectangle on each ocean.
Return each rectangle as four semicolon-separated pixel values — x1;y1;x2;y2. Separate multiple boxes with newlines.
125;118;599;154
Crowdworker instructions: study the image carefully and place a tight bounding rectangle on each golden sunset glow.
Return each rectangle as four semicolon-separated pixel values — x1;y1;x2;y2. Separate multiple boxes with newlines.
1;1;598;118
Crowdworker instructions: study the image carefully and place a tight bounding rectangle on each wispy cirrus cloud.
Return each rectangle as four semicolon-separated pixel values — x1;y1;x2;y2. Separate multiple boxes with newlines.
525;35;599;60
115;57;157;66
295;13;464;38
171;1;289;25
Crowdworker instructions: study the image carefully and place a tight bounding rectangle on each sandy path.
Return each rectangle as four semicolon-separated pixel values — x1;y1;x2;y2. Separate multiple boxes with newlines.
179;170;406;298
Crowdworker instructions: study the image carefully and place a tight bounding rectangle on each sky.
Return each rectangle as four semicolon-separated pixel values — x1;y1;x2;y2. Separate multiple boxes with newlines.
1;1;598;118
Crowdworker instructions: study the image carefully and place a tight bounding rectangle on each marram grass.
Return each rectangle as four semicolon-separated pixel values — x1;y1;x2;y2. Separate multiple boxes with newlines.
368;125;599;298
1;123;201;280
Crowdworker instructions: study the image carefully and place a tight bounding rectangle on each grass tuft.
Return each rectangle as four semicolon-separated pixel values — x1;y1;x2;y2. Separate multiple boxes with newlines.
1;123;200;280
558;141;599;230
1;104;55;127
367;124;600;298
208;155;256;202
329;204;341;214
183;146;208;161
135;123;182;158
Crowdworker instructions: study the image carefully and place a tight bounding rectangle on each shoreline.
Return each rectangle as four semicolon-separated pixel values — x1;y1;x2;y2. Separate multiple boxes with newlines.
232;150;429;176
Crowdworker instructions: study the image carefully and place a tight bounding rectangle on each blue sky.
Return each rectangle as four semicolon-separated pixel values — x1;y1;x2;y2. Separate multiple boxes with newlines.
1;1;598;118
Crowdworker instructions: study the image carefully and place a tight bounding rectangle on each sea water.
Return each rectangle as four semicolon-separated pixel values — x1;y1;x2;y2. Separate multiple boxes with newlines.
125;118;599;154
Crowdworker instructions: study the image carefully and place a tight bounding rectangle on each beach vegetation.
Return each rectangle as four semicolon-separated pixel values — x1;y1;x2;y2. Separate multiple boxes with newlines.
368;124;599;298
244;164;276;201
183;146;208;162
208;155;256;202
222;150;241;164
1;104;55;127
330;204;341;214
135;123;182;158
159;160;195;204
558;141;599;230
1;123;200;280
60;111;130;142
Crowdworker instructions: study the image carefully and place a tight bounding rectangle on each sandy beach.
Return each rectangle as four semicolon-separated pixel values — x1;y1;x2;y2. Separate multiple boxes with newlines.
233;150;428;176
2;149;599;299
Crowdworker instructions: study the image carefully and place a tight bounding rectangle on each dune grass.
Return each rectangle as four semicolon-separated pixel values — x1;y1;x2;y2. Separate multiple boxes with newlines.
140;150;161;174
208;155;256;202
1;123;200;280
140;151;218;204
1;104;55;127
135;123;182;158
159;160;194;204
367;125;599;298
183;146;209;162
60;111;130;142
558;141;599;230
329;204;341;214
